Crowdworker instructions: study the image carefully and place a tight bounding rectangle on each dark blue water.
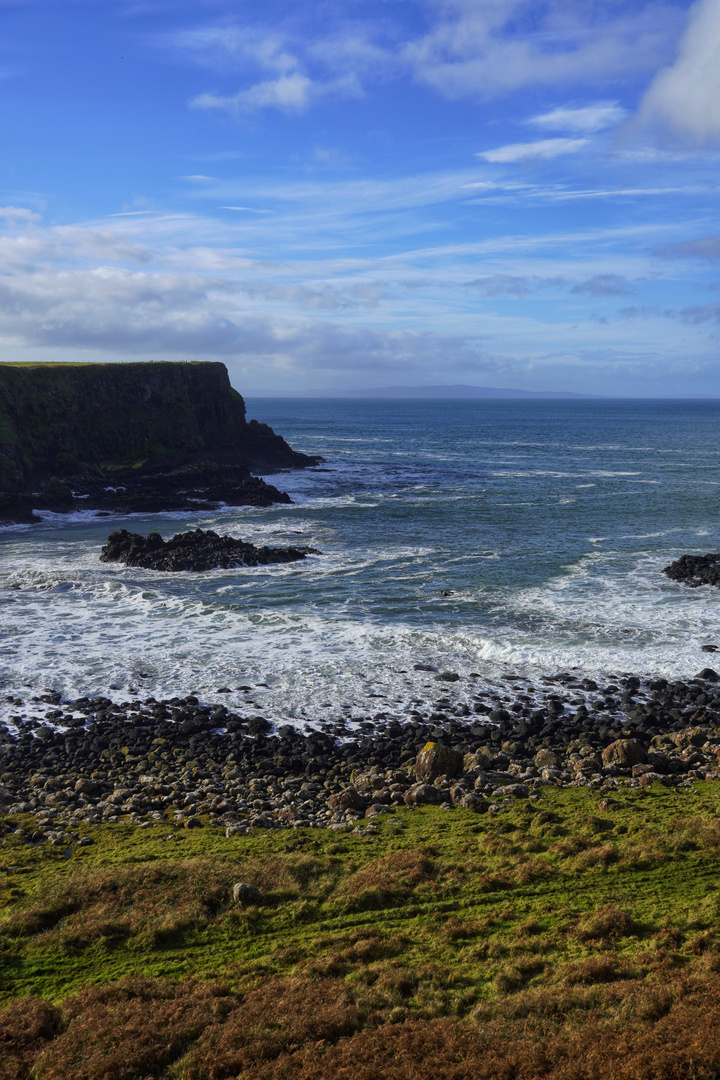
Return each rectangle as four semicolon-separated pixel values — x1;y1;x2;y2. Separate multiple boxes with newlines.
1;398;719;726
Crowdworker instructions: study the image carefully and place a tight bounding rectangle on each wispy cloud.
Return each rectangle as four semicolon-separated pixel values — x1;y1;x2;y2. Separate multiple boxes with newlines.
404;0;683;100
654;235;720;260
528;102;628;134
572;274;635;297
192;73;316;114
679;303;720;324
478;138;588;163
464;274;565;297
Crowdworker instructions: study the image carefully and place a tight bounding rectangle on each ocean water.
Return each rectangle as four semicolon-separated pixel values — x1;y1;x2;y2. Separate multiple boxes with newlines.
2;397;720;727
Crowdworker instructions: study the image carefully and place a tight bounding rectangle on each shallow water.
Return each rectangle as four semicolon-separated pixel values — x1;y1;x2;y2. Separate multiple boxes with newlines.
2;398;719;726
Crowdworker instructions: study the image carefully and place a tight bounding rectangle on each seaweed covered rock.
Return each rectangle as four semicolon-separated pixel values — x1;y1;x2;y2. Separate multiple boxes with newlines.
664;553;720;589
100;528;320;572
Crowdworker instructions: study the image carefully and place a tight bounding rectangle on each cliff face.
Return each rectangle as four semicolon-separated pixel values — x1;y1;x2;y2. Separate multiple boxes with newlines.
0;361;312;493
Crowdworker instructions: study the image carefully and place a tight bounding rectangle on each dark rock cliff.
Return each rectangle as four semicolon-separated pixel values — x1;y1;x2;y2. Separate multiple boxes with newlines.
0;361;318;523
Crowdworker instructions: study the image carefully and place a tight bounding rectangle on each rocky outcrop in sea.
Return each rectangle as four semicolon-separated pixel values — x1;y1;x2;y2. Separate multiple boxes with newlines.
100;528;321;572
664;553;720;589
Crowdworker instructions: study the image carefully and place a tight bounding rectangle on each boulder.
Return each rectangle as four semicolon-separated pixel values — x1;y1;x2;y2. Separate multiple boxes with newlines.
352;770;385;793
463;750;493;773
415;741;463;782
638;772;672;788
403;783;443;806
663;553;720;589
491;783;530;798
672;727;710;750
458;793;487;812
534;749;561;770
601;739;648;768
232;882;263;906
328;786;367;812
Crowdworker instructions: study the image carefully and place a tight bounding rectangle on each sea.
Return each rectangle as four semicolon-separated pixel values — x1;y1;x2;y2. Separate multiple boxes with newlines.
2;397;720;728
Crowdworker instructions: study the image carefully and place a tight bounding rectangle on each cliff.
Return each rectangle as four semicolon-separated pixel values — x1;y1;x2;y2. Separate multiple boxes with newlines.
0;361;318;522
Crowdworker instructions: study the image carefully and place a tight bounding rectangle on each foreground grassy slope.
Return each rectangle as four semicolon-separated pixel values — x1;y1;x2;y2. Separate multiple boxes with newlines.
3;785;720;1077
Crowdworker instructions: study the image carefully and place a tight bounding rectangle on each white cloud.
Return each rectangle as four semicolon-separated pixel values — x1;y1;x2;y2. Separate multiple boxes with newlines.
0;206;40;224
192;73;314;113
637;0;720;144
529;102;628;133
478;138;588;163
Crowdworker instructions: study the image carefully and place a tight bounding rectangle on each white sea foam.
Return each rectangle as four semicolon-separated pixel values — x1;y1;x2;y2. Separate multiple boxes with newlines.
4;399;720;730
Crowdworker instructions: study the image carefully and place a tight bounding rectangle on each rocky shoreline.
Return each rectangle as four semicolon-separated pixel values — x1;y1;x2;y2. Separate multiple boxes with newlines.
2;665;720;846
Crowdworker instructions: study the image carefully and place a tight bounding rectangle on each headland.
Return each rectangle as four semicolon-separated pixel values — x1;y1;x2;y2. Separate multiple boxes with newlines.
0;361;319;523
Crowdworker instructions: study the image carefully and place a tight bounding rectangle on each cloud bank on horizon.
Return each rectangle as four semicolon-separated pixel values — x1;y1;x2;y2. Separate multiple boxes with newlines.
0;0;718;396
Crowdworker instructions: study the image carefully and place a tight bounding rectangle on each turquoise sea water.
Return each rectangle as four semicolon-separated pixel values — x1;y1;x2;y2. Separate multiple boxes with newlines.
1;398;720;725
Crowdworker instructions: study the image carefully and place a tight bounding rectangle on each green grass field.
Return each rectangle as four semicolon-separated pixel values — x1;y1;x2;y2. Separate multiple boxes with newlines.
3;784;720;1078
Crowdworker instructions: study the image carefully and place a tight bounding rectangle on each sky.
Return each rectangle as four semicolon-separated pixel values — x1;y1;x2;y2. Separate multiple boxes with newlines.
0;0;719;396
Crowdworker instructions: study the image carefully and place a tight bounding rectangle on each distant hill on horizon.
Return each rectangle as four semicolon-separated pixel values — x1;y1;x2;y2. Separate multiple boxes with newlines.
309;384;605;400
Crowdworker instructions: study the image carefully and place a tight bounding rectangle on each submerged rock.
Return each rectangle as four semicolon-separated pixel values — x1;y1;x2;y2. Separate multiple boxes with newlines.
100;528;321;572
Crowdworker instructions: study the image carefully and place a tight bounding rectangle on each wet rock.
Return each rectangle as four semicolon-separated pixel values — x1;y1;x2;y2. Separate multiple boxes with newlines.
0;493;41;525
415;741;463;782
100;528;320;573
664;553;720;589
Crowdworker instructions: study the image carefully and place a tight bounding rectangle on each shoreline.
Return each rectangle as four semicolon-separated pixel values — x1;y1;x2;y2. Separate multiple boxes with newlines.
2;665;719;845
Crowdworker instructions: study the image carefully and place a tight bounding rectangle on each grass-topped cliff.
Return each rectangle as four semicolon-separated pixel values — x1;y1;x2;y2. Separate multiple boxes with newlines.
0;361;311;494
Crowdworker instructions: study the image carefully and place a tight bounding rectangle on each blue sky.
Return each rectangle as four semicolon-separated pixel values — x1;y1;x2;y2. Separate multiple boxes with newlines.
0;0;719;395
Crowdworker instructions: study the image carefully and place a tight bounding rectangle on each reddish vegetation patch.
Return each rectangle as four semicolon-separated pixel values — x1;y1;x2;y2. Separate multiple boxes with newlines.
0;997;62;1080
182;977;362;1080
337;851;435;908
3;972;720;1080
32;978;234;1080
